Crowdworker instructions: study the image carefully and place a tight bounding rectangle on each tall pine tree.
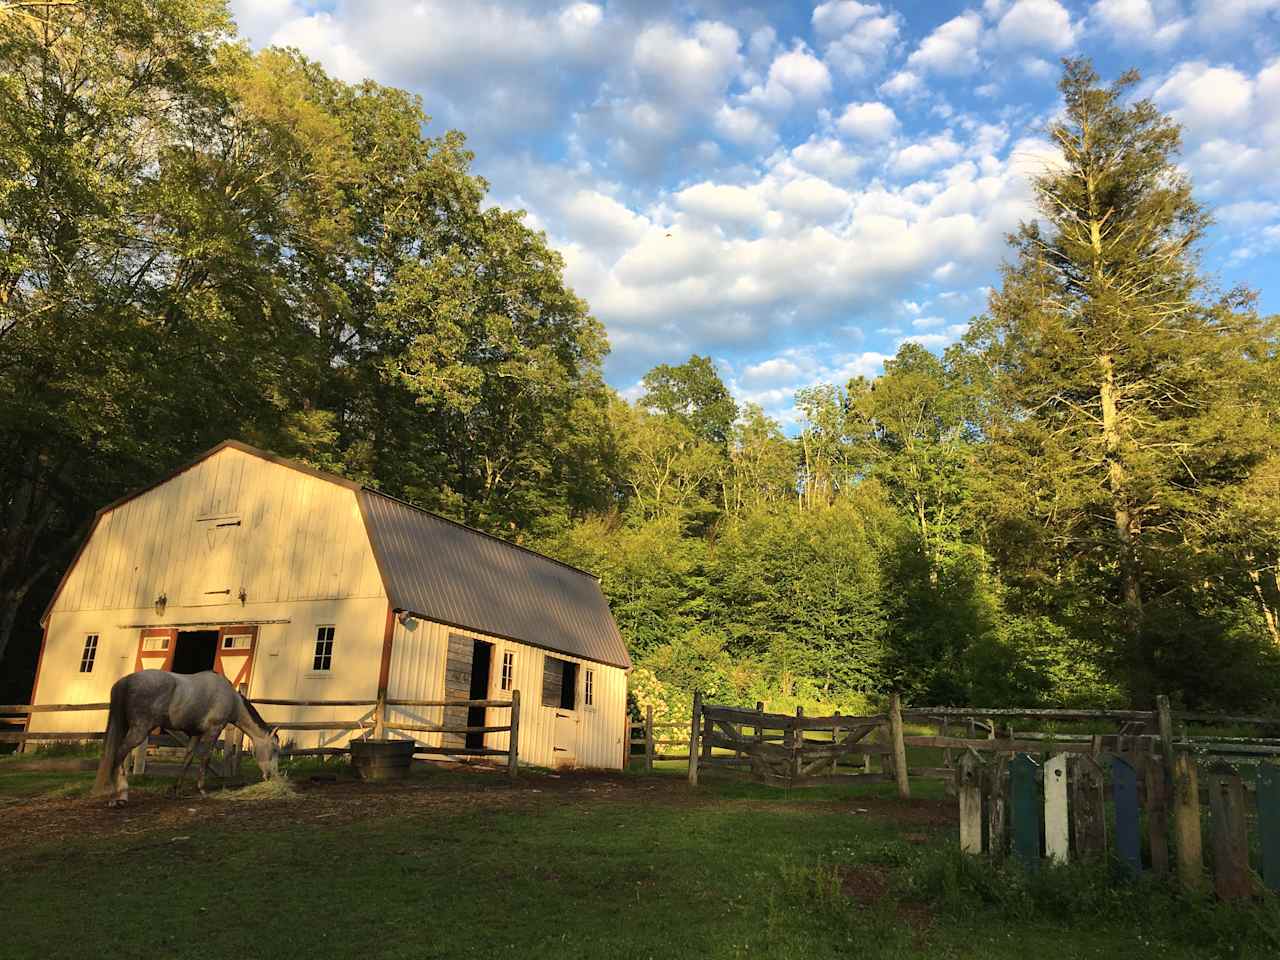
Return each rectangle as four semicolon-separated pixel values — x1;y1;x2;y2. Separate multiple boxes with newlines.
969;60;1279;705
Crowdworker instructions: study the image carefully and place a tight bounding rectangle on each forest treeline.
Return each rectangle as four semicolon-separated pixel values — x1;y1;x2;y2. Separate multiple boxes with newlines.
2;3;1278;712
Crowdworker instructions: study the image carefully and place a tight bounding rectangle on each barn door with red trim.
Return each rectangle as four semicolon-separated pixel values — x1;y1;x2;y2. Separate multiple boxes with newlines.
135;628;176;672
214;626;258;693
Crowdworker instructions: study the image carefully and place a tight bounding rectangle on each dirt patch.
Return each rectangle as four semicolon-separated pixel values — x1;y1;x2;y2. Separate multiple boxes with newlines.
838;863;935;936
0;766;953;856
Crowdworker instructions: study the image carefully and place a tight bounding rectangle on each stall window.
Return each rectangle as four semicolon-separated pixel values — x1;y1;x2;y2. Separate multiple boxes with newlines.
541;656;577;709
584;668;594;707
500;650;515;691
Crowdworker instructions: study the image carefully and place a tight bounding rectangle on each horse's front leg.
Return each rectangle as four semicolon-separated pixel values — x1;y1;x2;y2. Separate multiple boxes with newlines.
196;725;227;797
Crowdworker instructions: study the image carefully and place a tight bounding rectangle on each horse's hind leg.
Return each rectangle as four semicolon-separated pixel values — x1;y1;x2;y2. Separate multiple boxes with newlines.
196;725;227;796
111;725;152;807
170;734;203;798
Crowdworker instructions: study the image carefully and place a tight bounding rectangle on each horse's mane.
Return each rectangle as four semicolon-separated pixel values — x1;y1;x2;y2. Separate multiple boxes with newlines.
238;693;270;732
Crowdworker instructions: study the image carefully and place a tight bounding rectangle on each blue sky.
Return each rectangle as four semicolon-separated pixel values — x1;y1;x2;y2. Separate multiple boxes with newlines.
230;0;1280;425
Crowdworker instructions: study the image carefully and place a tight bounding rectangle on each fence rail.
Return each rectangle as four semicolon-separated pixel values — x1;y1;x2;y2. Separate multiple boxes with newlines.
2;690;523;779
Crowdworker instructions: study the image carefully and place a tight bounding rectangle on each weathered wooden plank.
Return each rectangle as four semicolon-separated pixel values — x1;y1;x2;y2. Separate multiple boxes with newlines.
644;705;655;773
1112;755;1142;875
958;751;984;855
987;754;1009;861
1207;762;1253;900
1258;763;1280;893
889;692;910;800
385;723;510;735
1010;754;1040;869
412;746;508;758
0;731;105;741
1172;752;1205;893
903;707;1156;722
1044;753;1069;864
688;691;701;786
1070;754;1107;860
903;735;1096;754
250;699;379;707
1144;754;1169;877
385;698;513;709
0;703;110;713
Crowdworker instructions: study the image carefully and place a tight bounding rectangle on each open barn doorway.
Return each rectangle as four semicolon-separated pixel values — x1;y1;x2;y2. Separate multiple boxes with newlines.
171;630;218;674
466;641;493;749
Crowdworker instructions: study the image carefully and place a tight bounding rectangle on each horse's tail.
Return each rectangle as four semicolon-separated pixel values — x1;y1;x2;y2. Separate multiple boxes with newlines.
92;676;129;796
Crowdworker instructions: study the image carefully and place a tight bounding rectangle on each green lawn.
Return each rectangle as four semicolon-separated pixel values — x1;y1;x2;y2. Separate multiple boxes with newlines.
1;761;1277;960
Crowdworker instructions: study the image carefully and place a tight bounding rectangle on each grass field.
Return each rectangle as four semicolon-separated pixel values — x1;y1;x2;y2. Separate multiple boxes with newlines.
1;758;1278;960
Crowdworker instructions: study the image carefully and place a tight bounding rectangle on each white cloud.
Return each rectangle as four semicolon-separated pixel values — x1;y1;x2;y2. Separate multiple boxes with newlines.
742;44;833;111
837;101;900;141
891;134;964;174
789;138;864;181
906;12;983;75
713;104;776;147
676;182;770;228
879;70;924;98
632;20;742;106
1090;0;1188;47
995;0;1078;51
812;2;902;78
1155;62;1255;134
1218;200;1280;224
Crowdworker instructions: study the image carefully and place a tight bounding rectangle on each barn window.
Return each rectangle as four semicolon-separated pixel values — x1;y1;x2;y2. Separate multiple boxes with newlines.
584;668;595;707
500;650;515;692
222;634;251;650
141;635;169;652
79;634;99;673
542;656;577;710
312;626;335;671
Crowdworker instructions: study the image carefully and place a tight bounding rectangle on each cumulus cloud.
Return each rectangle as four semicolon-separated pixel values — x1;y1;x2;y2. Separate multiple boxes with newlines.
811;1;902;78
1089;0;1188;47
879;69;924;98
837;101;900;141
994;0;1079;50
891;134;964;174
741;44;833;111
906;12;984;74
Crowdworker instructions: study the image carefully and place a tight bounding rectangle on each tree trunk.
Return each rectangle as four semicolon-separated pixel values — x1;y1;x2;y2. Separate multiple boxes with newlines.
0;588;26;669
1099;353;1148;703
1248;567;1280;646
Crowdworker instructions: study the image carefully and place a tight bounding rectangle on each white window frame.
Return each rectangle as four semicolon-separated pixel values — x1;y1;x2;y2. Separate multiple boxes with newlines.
583;667;595;709
306;625;336;677
222;633;252;650
79;634;99;674
141;635;169;652
500;649;515;692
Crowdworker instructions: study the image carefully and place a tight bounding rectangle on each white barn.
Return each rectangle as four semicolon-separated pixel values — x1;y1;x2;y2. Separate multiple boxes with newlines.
26;441;632;769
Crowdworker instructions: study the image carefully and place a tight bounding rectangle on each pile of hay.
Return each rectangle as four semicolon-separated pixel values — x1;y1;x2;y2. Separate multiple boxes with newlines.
216;777;299;802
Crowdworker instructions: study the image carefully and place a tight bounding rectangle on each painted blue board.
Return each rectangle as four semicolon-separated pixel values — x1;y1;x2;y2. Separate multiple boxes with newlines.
1010;753;1040;870
1259;763;1280;893
1112;755;1142;875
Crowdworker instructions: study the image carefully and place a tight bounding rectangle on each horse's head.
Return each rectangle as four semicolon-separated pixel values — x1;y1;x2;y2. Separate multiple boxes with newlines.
253;727;281;780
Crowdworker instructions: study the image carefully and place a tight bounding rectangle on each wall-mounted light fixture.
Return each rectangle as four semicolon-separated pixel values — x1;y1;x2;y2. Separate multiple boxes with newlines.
154;593;167;616
238;587;247;605
397;611;417;629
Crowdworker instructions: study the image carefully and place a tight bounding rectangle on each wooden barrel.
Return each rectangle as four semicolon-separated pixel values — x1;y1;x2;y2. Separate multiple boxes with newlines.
350;738;415;782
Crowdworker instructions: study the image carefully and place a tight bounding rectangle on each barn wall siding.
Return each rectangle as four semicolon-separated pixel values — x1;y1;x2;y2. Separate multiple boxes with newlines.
51;446;384;617
386;618;627;770
28;598;389;738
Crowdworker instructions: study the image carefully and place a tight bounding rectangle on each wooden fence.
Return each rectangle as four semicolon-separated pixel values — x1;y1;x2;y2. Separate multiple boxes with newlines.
0;690;523;779
628;706;694;770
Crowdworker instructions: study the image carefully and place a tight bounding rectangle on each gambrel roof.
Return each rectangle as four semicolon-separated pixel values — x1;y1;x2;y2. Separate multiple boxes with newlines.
43;440;631;670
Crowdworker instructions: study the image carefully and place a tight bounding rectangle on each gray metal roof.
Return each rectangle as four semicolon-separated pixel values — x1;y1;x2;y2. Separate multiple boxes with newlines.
358;490;631;670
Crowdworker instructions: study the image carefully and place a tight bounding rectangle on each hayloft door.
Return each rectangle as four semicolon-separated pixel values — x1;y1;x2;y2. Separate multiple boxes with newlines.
213;626;258;694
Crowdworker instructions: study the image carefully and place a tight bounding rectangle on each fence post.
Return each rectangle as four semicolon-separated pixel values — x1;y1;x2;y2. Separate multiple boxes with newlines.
373;692;386;740
1172;751;1204;893
1259;762;1280;893
792;706;804;783
889;692;910;799
1144;754;1170;877
1208;761;1252;900
687;691;701;787
1156;694;1174;772
507;689;520;779
957;750;984;854
645;705;654;774
987;753;1009;860
1044;752;1069;864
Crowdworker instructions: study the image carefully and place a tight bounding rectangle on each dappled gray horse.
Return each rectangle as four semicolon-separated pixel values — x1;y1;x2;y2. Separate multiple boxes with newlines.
93;670;279;806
